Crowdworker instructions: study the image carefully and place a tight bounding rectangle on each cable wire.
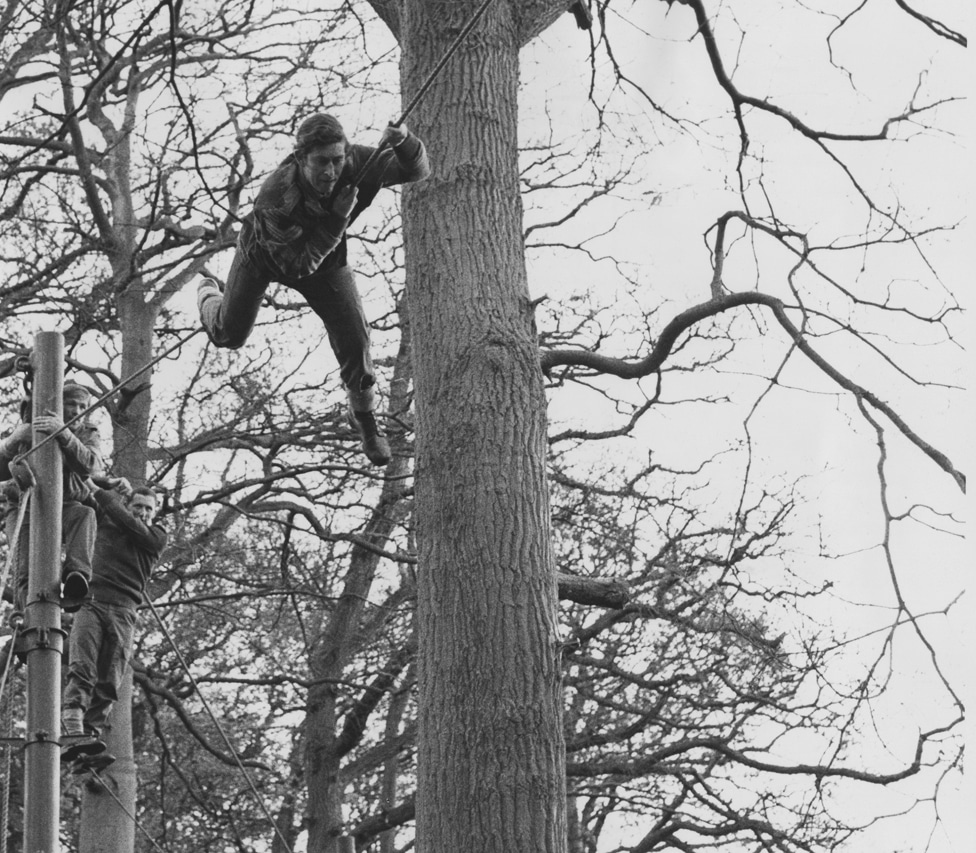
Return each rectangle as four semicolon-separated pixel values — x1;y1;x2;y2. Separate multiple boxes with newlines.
348;0;500;189
18;328;203;462
0;487;30;615
86;767;170;853
0;625;19;853
146;598;294;853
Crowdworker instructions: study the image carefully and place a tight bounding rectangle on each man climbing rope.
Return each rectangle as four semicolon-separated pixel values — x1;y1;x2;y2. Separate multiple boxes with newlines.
0;380;103;612
197;114;431;466
62;478;167;769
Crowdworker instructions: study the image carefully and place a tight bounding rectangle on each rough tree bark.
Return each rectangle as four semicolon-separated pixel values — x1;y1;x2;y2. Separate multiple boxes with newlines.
399;0;571;849
76;296;159;853
75;81;163;851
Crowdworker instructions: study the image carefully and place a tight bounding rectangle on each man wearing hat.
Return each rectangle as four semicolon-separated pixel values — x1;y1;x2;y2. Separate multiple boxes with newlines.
0;380;103;612
197;114;431;466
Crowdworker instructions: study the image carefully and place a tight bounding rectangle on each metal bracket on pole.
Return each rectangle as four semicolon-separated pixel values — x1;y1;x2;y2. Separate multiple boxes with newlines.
17;624;66;654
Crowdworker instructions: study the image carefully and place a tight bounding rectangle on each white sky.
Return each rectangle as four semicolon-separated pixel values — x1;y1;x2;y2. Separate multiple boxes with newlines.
519;5;971;852
4;1;969;850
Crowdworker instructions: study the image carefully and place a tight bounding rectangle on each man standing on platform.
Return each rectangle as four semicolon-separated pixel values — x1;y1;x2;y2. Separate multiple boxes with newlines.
62;478;167;769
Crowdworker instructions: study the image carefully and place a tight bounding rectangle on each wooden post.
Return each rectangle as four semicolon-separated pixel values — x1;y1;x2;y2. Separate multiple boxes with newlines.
24;331;65;853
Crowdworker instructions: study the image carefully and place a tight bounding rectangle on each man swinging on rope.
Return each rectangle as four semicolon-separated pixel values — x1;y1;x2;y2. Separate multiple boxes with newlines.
197;114;431;466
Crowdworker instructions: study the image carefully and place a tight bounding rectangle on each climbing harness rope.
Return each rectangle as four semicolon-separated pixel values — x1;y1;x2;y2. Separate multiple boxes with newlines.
349;0;500;189
146;598;294;853
17;328;202;462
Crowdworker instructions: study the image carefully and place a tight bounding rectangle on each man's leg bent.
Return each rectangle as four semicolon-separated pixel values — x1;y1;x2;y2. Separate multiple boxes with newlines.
85;605;136;734
64;604;103;720
199;245;272;349
62;501;95;581
290;265;390;465
300;265;377;408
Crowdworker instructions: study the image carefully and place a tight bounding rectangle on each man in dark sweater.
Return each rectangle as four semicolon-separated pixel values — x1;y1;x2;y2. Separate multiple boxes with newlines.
62;479;167;767
197;113;431;466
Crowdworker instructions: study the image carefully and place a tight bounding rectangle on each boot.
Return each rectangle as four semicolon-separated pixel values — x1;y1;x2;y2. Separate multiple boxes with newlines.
72;751;116;774
62;710;106;762
351;410;391;466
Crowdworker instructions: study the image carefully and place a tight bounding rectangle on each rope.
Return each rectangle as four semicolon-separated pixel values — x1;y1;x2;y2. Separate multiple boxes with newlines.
146;599;294;853
0;487;30;614
0;627;18;853
0;628;17;718
348;0;500;189
87;767;170;853
18;328;203;462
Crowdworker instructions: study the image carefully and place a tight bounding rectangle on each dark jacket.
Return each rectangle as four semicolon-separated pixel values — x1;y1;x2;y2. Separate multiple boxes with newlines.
87;489;167;607
0;422;103;504
239;132;430;281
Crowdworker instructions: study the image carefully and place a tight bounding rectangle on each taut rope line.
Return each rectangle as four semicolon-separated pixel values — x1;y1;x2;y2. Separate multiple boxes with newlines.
18;328;203;462
348;0;501;189
146;598;295;853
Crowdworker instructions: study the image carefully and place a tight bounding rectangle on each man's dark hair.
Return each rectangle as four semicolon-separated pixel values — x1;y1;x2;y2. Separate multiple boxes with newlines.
294;113;347;159
129;486;158;505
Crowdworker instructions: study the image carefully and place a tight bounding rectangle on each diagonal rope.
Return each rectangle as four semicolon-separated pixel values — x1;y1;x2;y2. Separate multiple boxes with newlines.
0;627;18;716
146;598;294;853
0;487;30;614
86;767;170;853
0;625;19;853
18;328;203;462
348;0;500;189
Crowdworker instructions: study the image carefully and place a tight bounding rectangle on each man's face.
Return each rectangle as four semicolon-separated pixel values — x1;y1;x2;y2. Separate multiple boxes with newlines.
301;142;346;197
129;494;157;524
63;395;89;423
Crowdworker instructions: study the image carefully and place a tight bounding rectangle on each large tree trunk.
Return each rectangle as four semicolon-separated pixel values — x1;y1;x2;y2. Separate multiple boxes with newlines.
403;1;567;850
305;329;414;852
78;282;157;853
78;673;137;853
111;290;158;483
305;682;345;853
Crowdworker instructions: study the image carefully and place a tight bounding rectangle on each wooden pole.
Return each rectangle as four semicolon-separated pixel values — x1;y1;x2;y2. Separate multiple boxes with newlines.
24;331;65;853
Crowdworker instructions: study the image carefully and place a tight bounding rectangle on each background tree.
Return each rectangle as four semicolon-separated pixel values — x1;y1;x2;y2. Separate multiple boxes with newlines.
0;0;967;852
1;1;414;849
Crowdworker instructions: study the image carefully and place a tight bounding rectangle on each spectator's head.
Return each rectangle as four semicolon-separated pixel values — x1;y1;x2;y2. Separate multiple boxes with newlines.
62;380;93;423
127;487;158;524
